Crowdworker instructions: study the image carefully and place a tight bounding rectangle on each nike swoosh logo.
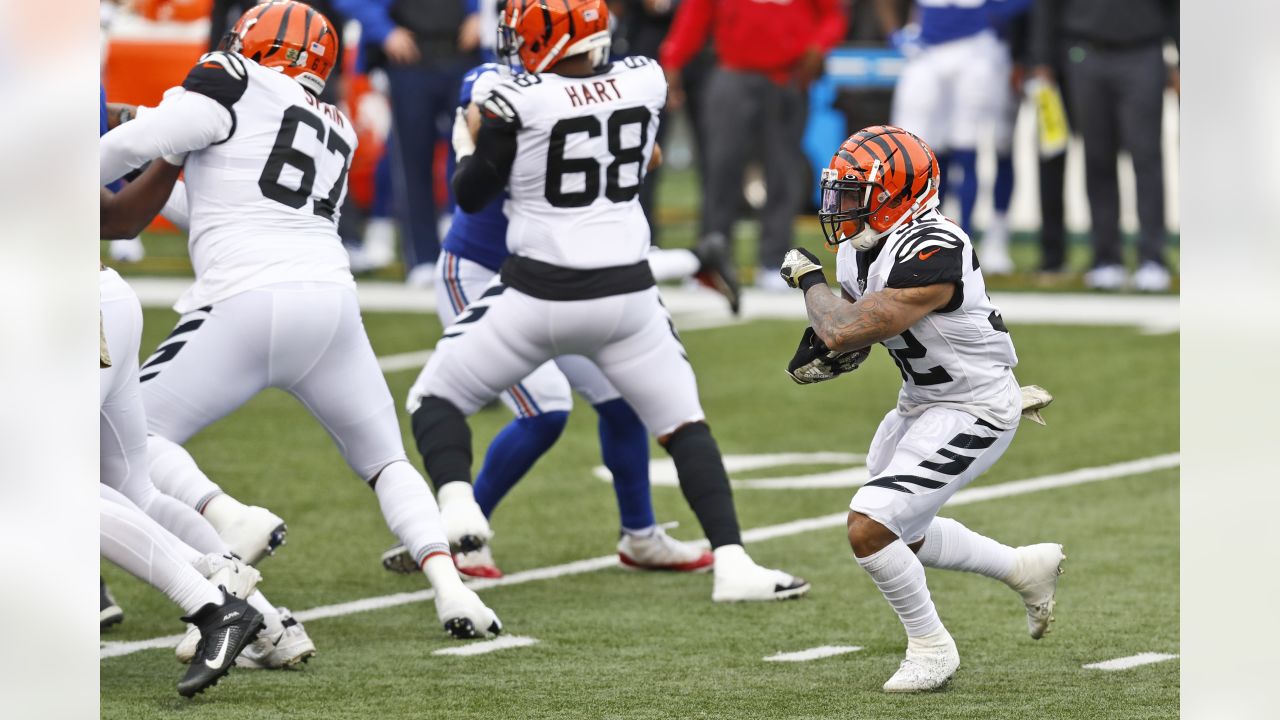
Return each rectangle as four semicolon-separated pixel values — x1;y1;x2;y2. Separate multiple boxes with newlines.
205;629;232;669
919;249;941;260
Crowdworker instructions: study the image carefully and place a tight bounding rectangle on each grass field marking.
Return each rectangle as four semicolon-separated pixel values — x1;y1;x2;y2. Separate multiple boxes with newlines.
594;452;869;490
431;635;540;657
763;645;864;663
101;453;1178;661
1082;652;1179;671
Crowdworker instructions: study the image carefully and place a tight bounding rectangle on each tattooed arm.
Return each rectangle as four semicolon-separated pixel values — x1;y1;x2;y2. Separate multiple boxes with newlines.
801;282;954;353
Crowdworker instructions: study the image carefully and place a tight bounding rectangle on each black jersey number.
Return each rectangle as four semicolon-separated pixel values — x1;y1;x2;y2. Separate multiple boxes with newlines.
885;329;954;386
544;107;650;208
258;105;351;221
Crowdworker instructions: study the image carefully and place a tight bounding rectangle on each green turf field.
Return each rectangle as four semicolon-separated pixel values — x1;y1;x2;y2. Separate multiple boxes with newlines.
99;305;1178;719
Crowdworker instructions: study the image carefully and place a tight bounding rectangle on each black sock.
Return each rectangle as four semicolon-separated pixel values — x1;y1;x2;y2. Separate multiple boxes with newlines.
664;422;742;548
410;396;473;492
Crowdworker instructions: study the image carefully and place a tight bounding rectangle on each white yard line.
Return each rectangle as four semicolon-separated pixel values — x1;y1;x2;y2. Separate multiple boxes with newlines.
101;453;1178;661
127;277;1179;332
432;635;540;657
1083;653;1179;671
763;645;863;663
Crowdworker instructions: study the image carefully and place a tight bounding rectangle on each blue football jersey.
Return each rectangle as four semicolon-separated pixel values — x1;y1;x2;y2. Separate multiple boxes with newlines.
917;0;1031;46
442;63;512;273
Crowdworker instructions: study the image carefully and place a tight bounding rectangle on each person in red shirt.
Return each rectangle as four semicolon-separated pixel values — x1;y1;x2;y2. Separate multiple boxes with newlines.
660;0;847;289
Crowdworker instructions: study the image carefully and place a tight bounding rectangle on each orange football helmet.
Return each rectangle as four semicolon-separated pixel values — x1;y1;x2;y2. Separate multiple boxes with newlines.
497;0;612;74
818;125;940;251
220;1;337;96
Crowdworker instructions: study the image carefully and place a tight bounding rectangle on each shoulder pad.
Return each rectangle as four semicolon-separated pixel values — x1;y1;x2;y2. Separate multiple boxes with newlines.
182;52;249;111
479;88;522;130
886;226;964;289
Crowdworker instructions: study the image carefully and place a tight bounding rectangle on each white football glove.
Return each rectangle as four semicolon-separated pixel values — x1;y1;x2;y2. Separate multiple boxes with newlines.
780;248;826;290
452;106;476;160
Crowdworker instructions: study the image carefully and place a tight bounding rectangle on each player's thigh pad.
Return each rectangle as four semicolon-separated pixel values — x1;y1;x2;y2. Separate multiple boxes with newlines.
139;291;272;444
590;288;705;437
271;285;409;480
415;286;560;417
555;354;622;406
850;406;1016;544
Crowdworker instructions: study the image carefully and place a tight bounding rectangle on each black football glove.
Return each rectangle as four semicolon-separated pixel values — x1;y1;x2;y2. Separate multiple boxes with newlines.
786;327;870;385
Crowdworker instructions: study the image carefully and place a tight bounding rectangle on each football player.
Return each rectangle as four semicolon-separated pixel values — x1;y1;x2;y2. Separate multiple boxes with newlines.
884;0;1032;271
102;156;317;669
384;60;738;578
779;126;1064;691
408;0;808;602
99;1;500;639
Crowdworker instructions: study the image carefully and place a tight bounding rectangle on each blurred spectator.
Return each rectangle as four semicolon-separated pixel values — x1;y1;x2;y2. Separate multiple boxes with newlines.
1032;0;1178;292
879;0;1030;274
660;0;847;290
335;0;482;287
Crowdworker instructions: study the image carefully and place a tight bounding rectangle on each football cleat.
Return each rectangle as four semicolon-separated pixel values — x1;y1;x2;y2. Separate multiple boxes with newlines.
434;585;502;640
216;505;287;566
192;553;261;600
176;590;263;698
1132;261;1171;293
100;578;124;630
692;233;741;315
618;526;713;572
236;607;316;669
1005;543;1066;640
711;545;810;602
882;628;960;693
437;482;495;557
380;543;504;579
380;544;418;575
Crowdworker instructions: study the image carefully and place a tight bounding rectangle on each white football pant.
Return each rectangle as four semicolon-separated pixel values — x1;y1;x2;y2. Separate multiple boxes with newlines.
851;406;1017;544
891;30;1005;153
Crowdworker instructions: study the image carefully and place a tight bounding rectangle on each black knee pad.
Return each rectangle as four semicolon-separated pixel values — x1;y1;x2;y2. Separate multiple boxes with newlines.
410;396;473;492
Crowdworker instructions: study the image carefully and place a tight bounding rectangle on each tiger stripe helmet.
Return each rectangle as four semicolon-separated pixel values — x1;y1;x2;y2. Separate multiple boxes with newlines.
220;1;337;96
818;125;941;251
497;0;612;74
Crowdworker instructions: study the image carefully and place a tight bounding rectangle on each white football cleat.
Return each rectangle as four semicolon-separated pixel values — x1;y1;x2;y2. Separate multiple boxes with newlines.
618;526;713;572
192;553;261;599
883;628;960;693
236;608;316;669
437;481;494;552
1005;543;1066;639
1084;264;1126;291
434;585;502;639
1131;261;1171;292
216;505;287;566
711;545;809;602
175;623;200;664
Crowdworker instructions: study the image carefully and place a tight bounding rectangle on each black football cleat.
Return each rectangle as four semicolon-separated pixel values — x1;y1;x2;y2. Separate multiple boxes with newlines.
100;577;124;630
177;590;264;698
693;233;742;316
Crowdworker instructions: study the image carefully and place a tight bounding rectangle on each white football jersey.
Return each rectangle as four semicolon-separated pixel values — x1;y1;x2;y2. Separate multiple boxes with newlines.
835;209;1022;428
477;57;665;269
175;52;357;313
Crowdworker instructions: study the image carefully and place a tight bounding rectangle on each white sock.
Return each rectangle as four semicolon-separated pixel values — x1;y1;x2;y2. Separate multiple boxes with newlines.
916;516;1016;581
374;461;451;569
424;553;467;595
984;213;1009;249
200;494;251;534
247;590;284;637
147;434;227;514
100;492;222;615
856;540;943;638
646;247;701;282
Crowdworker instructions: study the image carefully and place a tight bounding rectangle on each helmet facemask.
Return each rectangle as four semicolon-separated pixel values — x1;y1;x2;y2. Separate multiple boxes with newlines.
818;162;893;251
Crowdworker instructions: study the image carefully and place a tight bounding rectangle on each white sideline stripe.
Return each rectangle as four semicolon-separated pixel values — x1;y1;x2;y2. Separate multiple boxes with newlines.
100;454;1179;660
763;645;863;662
1083;652;1179;671
431;635;539;657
